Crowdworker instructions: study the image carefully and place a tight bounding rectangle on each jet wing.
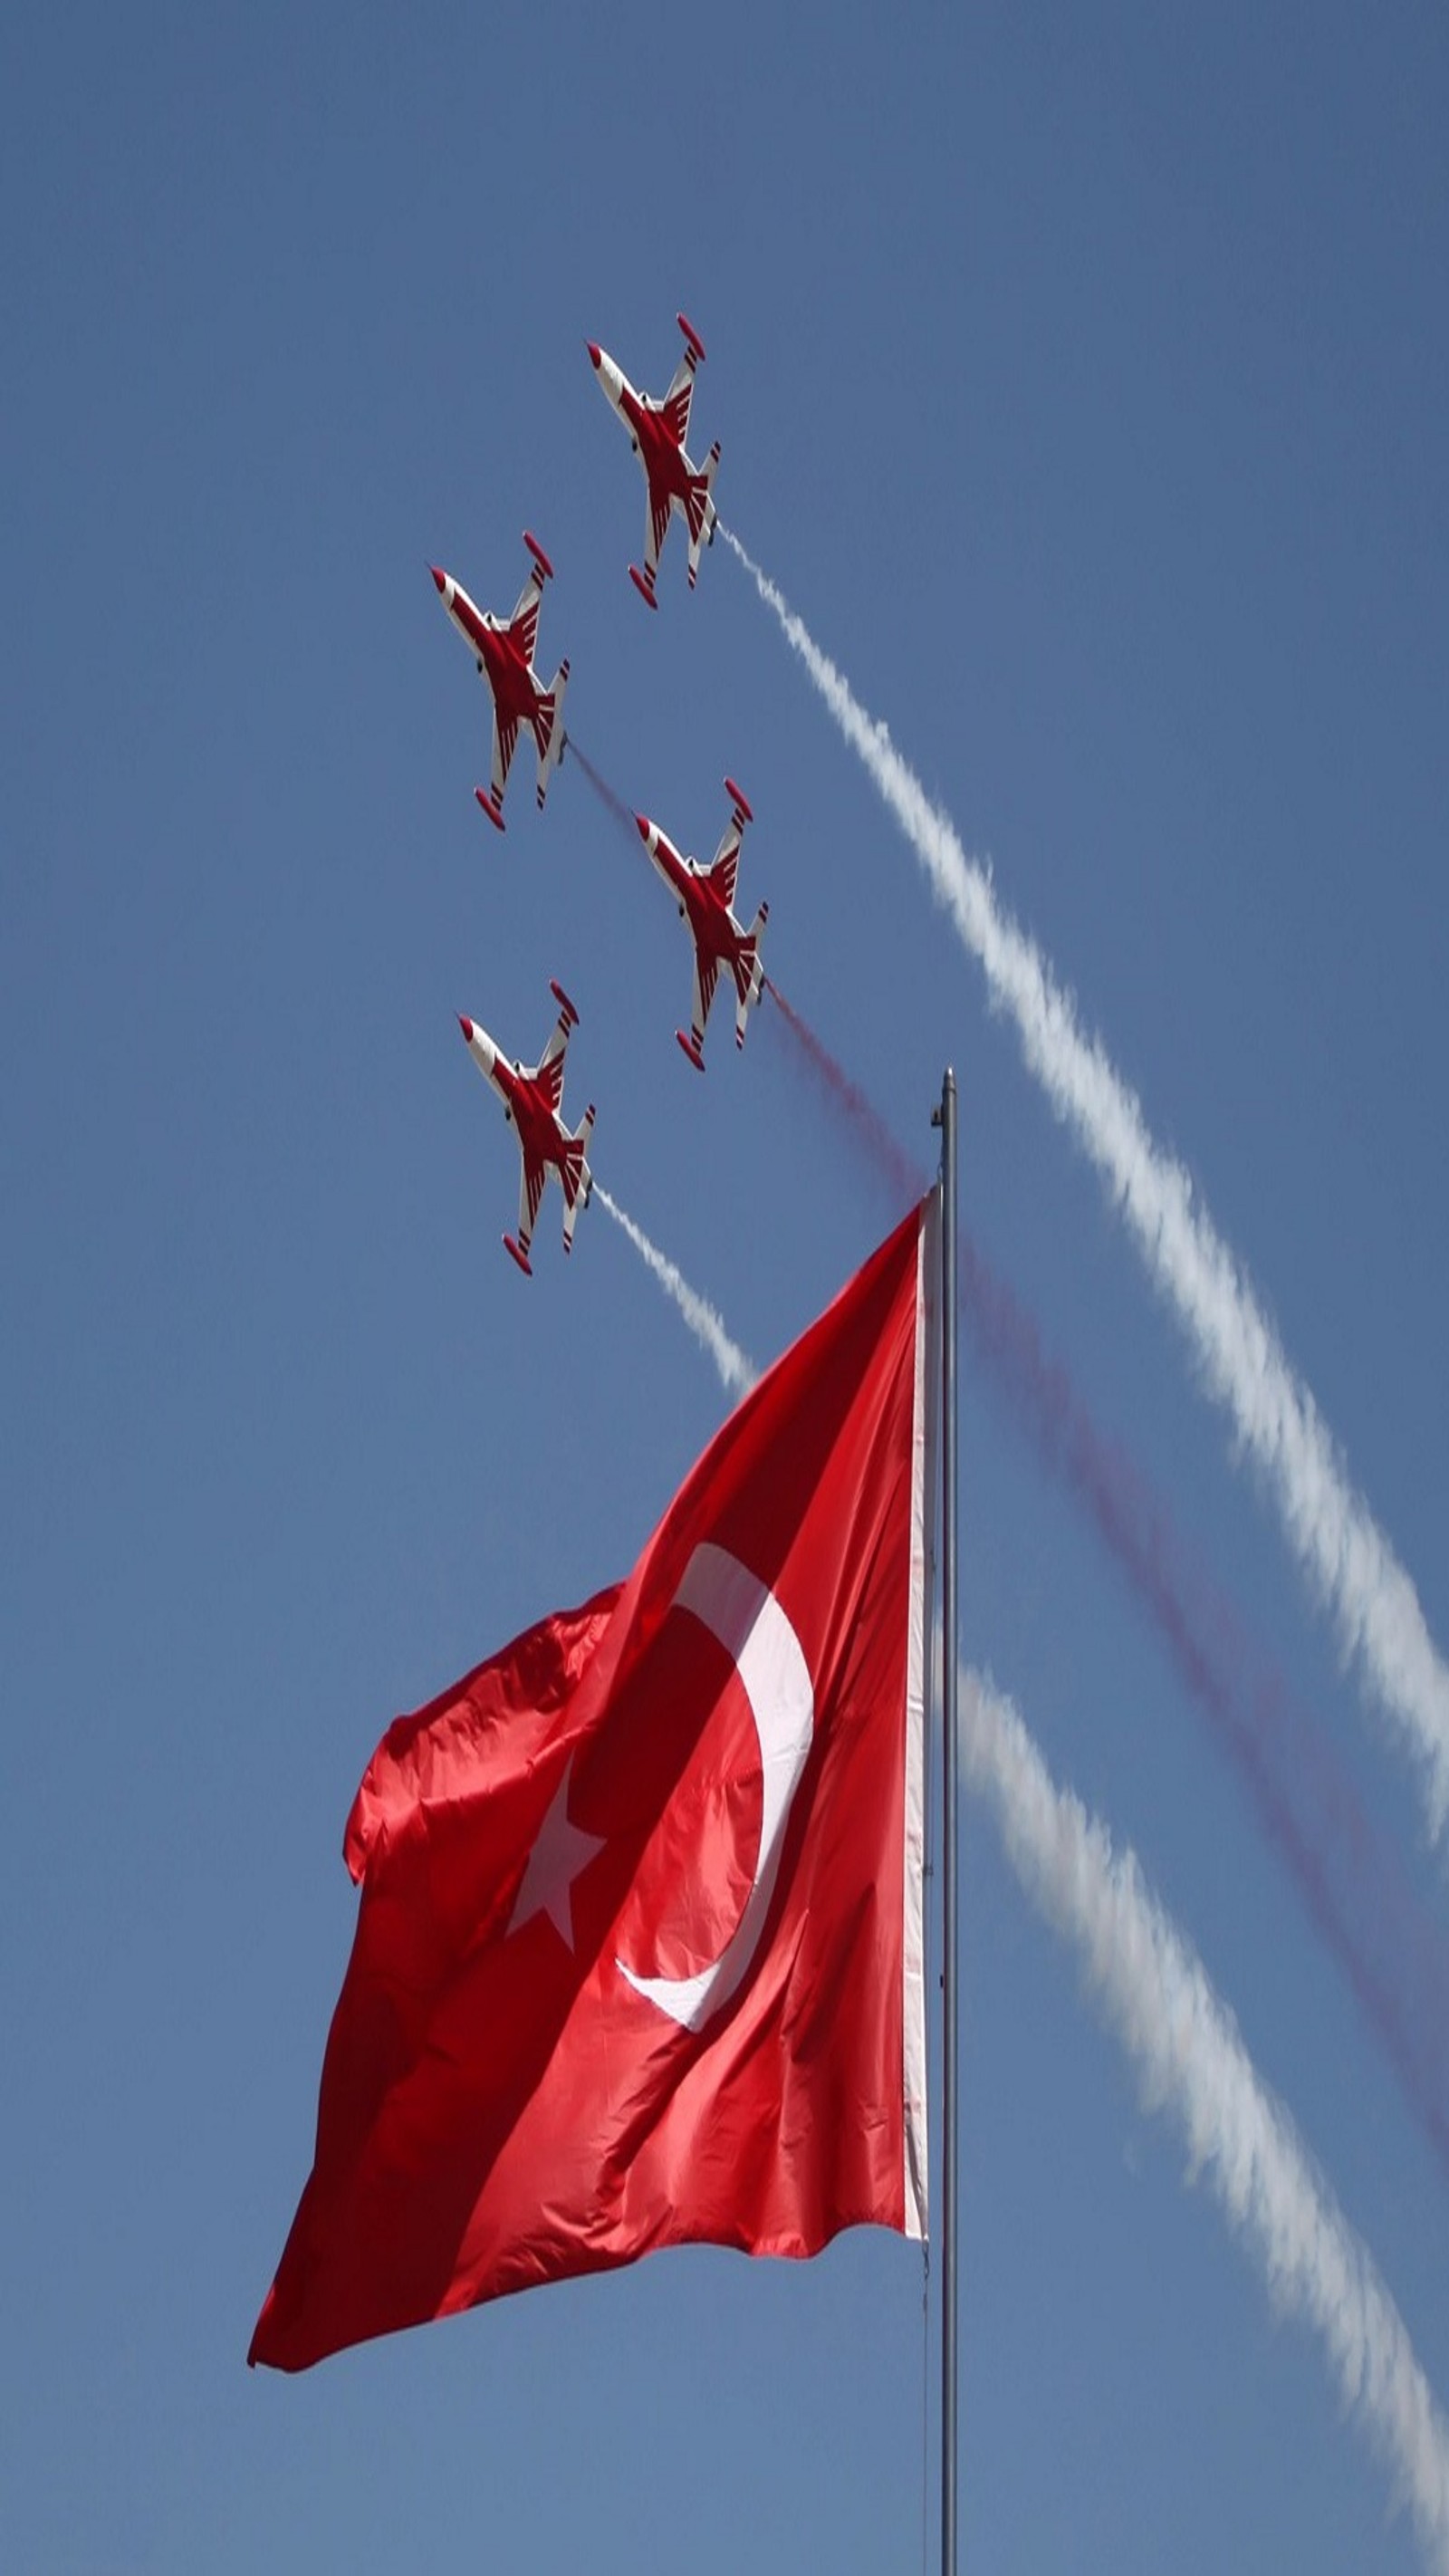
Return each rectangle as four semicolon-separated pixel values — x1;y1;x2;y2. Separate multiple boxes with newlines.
506;563;544;668
491;706;520;806
659;351;695;449
705;815;744;914
534;995;576;1114
517;1152;547;1259
644;485;673;584
690;951;720;1052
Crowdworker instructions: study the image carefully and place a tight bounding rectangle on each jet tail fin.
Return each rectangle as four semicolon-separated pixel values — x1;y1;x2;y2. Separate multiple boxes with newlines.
561;1102;595;1250
533;660;571;806
685;442;721;588
733;900;769;1048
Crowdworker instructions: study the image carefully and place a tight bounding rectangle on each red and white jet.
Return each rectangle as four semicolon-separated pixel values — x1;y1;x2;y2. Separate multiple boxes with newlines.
457;982;596;1276
429;533;570;830
635;779;768;1072
587;313;720;608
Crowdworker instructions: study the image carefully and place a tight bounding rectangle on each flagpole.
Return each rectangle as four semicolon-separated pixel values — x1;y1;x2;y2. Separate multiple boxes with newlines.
934;1066;960;2576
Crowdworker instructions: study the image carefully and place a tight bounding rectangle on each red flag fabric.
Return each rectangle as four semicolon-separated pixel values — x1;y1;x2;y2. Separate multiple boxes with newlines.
250;1197;935;2370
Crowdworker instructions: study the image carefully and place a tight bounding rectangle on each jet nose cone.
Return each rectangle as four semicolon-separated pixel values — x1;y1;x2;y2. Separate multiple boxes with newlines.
430;565;446;595
457;1014;474;1042
587;342;601;371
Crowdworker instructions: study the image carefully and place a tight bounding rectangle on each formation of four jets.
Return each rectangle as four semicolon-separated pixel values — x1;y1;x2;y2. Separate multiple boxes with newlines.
432;315;768;1276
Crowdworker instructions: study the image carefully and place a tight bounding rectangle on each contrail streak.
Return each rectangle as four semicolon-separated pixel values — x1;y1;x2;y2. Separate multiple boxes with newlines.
567;736;638;842
726;527;1449;1838
962;1233;1449;2174
765;979;926;1209
964;1668;1449;2571
764;988;1449;2176
594;1185;756;1398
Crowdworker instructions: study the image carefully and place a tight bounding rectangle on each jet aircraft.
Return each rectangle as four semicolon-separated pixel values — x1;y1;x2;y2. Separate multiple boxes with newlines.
430;534;569;829
587;313;720;607
634;779;768;1071
457;983;595;1275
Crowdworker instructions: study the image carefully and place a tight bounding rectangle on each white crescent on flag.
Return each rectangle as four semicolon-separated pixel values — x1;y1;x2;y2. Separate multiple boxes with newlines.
615;1543;815;2033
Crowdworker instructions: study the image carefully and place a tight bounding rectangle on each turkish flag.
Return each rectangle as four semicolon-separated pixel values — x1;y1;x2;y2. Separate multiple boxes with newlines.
250;1197;936;2370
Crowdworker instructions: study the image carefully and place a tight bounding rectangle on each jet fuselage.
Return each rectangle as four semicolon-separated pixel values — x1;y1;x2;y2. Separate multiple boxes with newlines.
462;1021;571;1178
639;819;742;970
434;572;544;732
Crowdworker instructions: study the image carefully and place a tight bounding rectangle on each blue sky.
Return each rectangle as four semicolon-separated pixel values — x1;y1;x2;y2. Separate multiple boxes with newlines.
4;5;1448;2567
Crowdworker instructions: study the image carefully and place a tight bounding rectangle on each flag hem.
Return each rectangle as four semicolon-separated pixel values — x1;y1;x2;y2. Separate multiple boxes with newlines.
902;1187;936;2241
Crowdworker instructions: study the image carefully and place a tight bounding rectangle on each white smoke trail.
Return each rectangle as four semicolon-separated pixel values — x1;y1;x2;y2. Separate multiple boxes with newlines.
964;1666;1449;2569
724;528;1449;1841
595;1185;757;1399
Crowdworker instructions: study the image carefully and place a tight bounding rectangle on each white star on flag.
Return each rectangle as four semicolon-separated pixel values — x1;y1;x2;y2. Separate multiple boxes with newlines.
507;1754;604;1952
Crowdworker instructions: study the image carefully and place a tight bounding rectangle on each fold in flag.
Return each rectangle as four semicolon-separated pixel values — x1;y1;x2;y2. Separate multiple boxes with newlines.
250;1197;936;2369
